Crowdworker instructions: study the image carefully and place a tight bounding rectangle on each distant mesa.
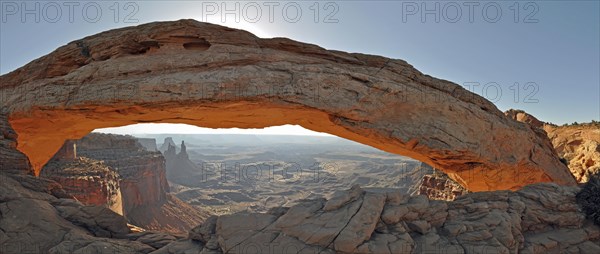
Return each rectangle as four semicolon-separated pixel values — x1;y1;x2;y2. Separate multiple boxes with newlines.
159;137;178;153
137;138;158;152
163;138;199;186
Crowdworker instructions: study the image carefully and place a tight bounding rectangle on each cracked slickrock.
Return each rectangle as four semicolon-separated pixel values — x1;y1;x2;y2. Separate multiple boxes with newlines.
1;171;600;253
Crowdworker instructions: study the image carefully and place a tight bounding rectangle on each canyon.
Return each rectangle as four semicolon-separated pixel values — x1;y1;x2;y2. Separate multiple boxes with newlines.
158;133;435;215
0;20;598;254
40;133;210;234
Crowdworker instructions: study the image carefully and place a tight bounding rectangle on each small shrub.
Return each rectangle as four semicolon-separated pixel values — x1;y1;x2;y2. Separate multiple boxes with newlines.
576;174;600;226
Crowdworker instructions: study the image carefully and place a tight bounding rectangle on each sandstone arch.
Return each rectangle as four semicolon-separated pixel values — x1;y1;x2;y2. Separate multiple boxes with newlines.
0;20;575;191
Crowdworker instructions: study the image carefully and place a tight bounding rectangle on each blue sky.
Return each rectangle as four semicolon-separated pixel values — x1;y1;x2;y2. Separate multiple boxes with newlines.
1;1;598;135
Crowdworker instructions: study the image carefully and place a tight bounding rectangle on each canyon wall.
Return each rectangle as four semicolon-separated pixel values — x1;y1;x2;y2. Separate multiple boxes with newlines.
41;155;123;215
0;19;575;191
137;138;158;152
545;124;600;183
506;109;600;183
75;133;169;214
0;110;32;174
39;133;210;233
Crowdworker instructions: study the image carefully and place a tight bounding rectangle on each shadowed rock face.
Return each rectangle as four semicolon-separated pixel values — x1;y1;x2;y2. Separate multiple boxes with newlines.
0;171;179;253
418;173;469;201
0;111;32;174
137;138;158;152
0;19;575;191
184;184;600;254
3;171;597;254
70;133;210;233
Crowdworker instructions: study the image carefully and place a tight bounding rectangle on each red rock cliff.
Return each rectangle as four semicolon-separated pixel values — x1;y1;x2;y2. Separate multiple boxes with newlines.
74;133;168;208
70;133;209;233
41;156;123;215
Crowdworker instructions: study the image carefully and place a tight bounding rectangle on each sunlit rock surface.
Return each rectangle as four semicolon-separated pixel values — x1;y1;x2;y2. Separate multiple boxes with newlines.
0;20;575;191
41;156;124;215
545;125;600;183
506;109;600;183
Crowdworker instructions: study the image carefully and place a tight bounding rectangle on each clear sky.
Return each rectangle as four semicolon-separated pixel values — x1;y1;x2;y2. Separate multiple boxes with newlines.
1;1;598;135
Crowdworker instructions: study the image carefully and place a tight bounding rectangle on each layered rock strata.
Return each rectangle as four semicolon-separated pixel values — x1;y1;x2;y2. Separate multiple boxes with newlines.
2;170;598;253
505;109;600;183
545;125;600;183
181;184;600;253
41;157;124;215
41;133;210;233
0;171;173;253
418;172;469;201
0;20;575;191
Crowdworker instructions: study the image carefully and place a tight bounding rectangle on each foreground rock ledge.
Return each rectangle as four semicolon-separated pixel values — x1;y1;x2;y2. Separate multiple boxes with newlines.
0;19;575;191
1;172;598;254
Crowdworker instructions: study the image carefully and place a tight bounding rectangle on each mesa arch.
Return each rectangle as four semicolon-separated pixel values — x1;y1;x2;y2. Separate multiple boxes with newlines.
0;19;575;191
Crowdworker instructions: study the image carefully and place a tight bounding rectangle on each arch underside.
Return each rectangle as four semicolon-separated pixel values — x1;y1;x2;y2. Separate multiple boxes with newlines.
0;20;575;191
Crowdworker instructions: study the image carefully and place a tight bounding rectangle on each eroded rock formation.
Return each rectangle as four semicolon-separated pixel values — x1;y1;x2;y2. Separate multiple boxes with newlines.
504;109;544;129
418;173;469;201
405;163;468;201
0;20;575;191
137;138;159;152
505;109;600;183
164;140;202;186
0;172;180;253
74;133;170;215
159;137;177;153
545;124;600;183
41;133;211;233
2;169;599;253
181;184;600;253
41;156;124;215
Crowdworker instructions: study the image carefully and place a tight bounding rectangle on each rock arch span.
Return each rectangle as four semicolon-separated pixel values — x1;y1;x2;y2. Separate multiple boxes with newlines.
0;20;575;191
